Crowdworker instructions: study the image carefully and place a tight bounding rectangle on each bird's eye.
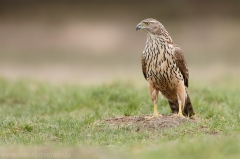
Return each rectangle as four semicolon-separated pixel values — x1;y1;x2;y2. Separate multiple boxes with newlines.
145;22;150;26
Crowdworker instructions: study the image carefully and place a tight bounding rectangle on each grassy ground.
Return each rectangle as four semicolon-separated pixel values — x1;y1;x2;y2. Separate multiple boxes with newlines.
0;77;239;159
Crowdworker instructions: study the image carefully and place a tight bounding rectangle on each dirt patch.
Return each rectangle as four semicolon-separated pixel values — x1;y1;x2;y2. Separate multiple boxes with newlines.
100;115;196;130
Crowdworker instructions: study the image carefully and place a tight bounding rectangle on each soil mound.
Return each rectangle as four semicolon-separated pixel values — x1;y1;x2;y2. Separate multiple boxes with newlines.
101;115;195;130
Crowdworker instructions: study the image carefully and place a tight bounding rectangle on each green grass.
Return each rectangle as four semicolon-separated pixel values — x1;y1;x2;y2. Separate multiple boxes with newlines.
0;77;239;159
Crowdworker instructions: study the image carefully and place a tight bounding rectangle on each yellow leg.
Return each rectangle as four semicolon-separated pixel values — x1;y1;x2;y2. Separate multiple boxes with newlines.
145;104;162;120
177;104;184;117
153;104;159;116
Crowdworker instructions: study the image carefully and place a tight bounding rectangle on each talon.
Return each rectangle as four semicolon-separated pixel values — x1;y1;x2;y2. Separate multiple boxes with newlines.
145;116;154;120
172;113;184;118
145;114;162;120
177;113;185;118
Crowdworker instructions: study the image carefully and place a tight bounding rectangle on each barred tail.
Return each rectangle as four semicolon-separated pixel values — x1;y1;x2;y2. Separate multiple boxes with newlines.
183;92;195;117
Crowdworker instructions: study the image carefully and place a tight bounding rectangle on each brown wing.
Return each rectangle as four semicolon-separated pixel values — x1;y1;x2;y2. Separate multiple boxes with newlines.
173;44;189;87
141;54;147;80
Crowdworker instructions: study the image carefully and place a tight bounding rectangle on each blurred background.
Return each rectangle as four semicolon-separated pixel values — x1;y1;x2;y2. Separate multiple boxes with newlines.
0;0;239;84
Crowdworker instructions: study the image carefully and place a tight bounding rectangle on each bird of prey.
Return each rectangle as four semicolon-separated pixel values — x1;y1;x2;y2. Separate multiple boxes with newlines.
136;18;195;118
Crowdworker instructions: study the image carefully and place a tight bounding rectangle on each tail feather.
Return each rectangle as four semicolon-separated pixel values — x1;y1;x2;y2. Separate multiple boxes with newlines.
183;92;195;116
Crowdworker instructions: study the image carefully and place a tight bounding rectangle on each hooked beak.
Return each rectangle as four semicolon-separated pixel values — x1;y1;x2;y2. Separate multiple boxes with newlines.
136;23;142;31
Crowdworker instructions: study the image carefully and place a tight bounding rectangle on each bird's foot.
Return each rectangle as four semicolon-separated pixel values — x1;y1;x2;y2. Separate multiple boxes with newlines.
172;113;185;118
172;104;185;118
145;103;162;120
145;114;162;120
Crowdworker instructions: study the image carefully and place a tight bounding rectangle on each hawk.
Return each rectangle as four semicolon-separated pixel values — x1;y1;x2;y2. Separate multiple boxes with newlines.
136;18;195;118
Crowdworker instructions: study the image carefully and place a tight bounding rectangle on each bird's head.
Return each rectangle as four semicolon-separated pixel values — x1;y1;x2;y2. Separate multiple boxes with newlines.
136;18;165;35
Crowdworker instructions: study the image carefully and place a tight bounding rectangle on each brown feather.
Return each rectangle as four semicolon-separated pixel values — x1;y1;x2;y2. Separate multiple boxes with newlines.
141;55;147;80
173;44;189;87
